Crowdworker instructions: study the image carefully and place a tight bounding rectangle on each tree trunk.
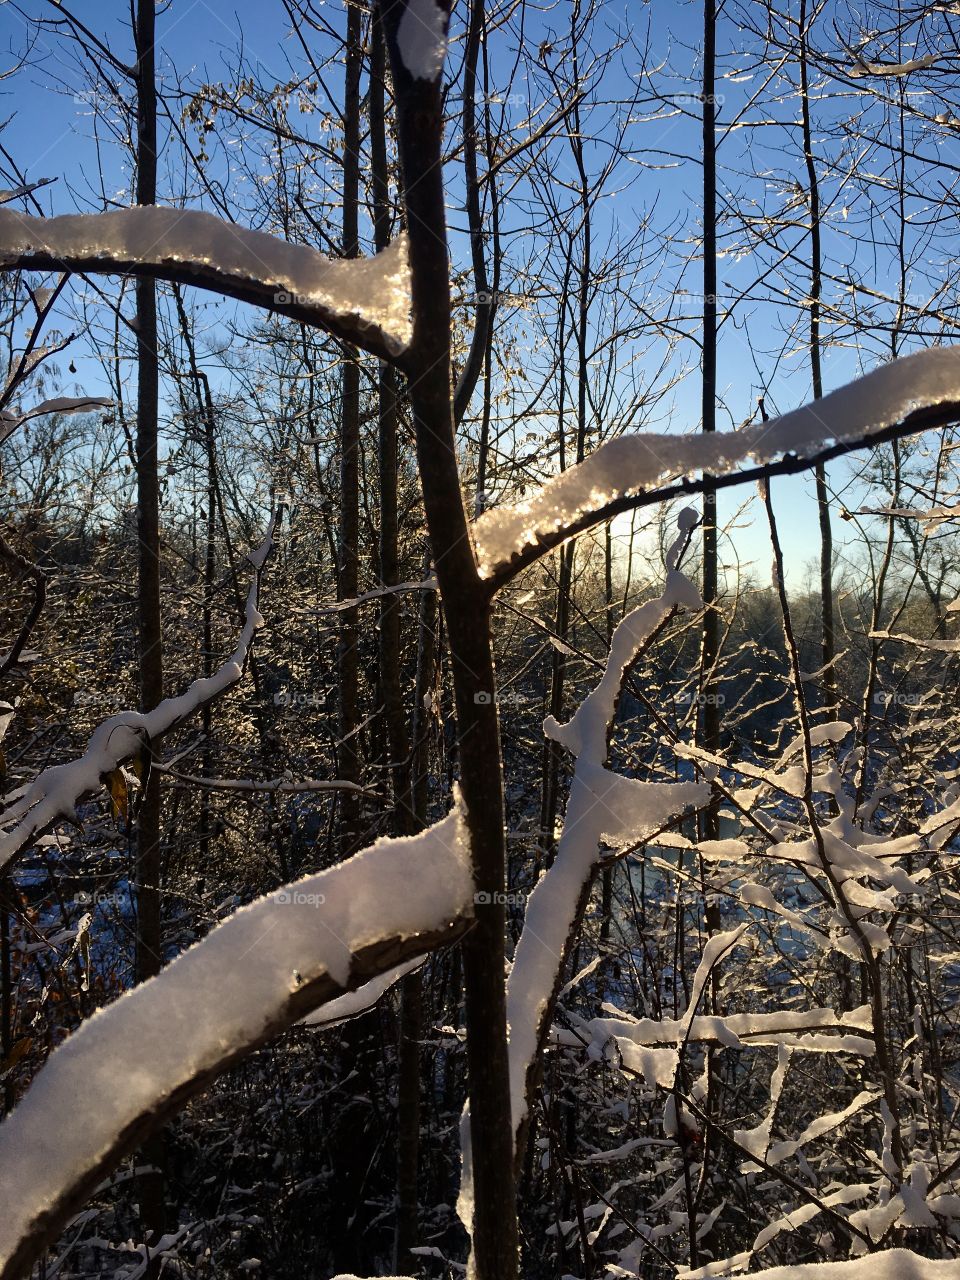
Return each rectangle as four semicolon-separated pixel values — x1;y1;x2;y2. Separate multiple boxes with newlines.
337;0;363;857
381;5;519;1274
799;0;836;720
133;0;166;1261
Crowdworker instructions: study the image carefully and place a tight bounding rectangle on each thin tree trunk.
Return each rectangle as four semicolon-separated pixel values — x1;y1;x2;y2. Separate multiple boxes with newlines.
370;15;423;1261
133;0;166;1261
337;0;363;856
381;6;519;1274
799;0;836;720
695;7;722;1267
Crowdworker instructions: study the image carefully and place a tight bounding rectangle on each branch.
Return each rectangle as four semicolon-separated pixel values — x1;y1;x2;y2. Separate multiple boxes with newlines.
0;806;472;1280
0;208;411;363
463;514;707;1195
0;531;46;679
0;521;275;872
477;348;960;588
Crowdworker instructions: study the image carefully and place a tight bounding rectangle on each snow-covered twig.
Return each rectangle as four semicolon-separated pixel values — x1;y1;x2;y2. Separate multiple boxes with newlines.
0;805;472;1280
155;767;373;796
502;511;707;1151
0;396;113;446
0;521;275;871
457;513;708;1250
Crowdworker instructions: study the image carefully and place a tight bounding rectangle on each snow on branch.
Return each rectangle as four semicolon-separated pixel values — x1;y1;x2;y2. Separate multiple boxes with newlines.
474;347;960;579
0;207;412;361
457;512;707;1246
683;1246;960;1279
503;523;707;1132
0;396;114;445
0;522;274;872
0;805;472;1280
584;1006;876;1092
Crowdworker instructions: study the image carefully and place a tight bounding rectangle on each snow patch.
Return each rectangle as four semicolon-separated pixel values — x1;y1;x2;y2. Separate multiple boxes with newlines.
396;0;449;81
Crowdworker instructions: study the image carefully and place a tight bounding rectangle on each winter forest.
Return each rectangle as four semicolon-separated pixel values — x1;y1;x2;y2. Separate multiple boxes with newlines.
2;0;960;1277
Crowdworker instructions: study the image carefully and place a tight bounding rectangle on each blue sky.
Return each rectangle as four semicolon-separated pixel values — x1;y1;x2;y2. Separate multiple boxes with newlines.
0;0;934;591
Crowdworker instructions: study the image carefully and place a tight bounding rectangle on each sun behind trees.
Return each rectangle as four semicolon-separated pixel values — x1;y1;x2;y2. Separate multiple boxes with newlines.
0;2;960;1279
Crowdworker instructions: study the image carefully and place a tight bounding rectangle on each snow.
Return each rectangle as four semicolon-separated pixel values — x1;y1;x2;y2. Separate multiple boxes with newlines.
507;514;706;1137
0;804;472;1276
678;926;749;1042
683;1243;956;1279
473;347;960;575
301;957;423;1027
396;0;449;81
0;524;273;871
587;1004;875;1091
848;53;942;77
0;395;113;445
457;513;707;1254
0;207;412;353
701;1249;960;1280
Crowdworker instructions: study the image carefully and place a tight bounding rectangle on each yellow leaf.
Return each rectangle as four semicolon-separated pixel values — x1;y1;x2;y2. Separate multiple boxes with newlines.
106;768;128;823
0;1037;32;1075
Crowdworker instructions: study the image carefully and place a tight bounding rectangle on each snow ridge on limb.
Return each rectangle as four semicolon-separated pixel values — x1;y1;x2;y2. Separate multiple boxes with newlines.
504;512;706;1139
0;207;412;360
0;396;113;445
0;521;274;872
682;1247;960;1279
474;347;960;578
0;804;473;1280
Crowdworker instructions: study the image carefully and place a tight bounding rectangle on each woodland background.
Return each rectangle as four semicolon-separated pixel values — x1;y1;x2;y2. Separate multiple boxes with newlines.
0;0;959;1277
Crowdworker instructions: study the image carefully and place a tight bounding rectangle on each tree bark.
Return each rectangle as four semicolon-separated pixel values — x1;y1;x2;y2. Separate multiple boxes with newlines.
133;0;166;1261
380;5;519;1275
799;0;837;720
